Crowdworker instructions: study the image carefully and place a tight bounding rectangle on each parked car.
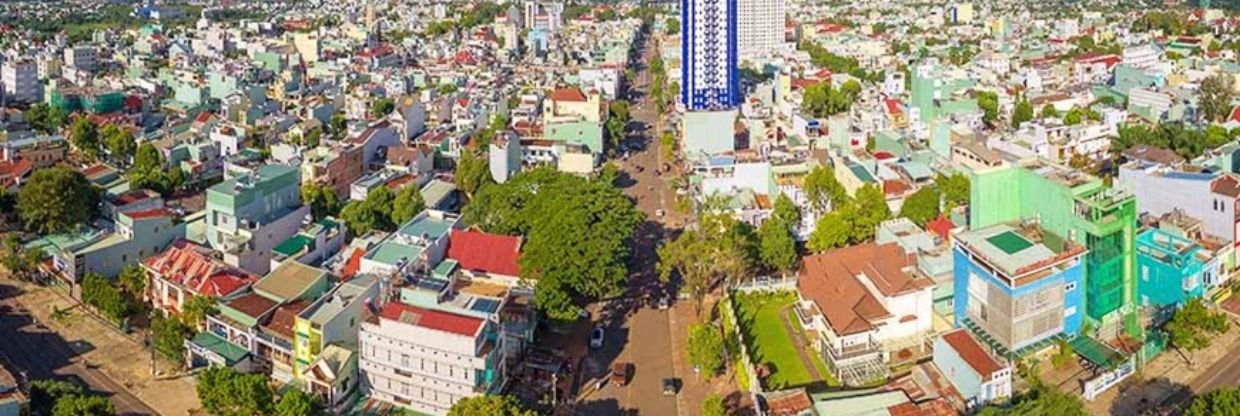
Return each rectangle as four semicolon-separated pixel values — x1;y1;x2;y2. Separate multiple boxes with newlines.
611;362;630;386
662;378;678;395
590;326;605;348
657;296;669;310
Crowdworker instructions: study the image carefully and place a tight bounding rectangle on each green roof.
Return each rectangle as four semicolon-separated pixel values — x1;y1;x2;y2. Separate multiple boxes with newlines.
1070;336;1127;369
367;241;423;266
273;235;315;257
190;331;249;364
987;231;1034;255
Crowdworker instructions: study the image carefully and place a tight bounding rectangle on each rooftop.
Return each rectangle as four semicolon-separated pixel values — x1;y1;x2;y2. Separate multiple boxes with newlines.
447;229;521;277
941;329;1005;376
377;301;484;338
954;222;1087;283
798;243;933;336
253;262;328;302
303;274;377;325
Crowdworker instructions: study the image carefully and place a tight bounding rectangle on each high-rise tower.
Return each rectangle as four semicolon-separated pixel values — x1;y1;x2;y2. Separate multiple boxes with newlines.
681;0;739;110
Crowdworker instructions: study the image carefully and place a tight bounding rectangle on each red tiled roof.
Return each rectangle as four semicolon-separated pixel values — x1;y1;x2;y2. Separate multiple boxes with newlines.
549;87;588;102
385;174;416;190
926;216;955;240
124;208;174;220
942;329;1004;376
379;302;484;337
882;179;911;195
798;243;932;336
448;229;521;277
264;300;310;339
145;240;257;298
341;248;365;280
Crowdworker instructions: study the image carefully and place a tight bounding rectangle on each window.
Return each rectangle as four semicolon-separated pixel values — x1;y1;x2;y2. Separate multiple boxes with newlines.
1065;282;1077;292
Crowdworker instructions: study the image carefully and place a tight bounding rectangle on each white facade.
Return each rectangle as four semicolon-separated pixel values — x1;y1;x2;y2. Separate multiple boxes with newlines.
63;46;97;72
737;0;784;61
2;59;41;105
359;305;499;416
1123;44;1161;70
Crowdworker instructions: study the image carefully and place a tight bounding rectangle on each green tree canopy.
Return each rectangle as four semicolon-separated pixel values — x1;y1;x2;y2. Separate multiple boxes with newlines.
1186;387;1240;416
1040;103;1058;119
300;182;342;221
152;313;194;362
1200;73;1236;123
1012;99;1034;128
1166;298;1230;359
391;184;427;225
128;142;174;194
274;389;323;416
464;168;642;321
665;17;680;35
455;150;494;200
659;212;755;313
976;90;999;125
899;186;941;227
936;172;970;211
28;379;84;416
69;117;101;161
447;395;537;416
976;383;1088;416
851;183;891;242
807;210;851;252
758;217;798;273
339;186;400;236
51;392;114;416
688;323;725;378
196;366;275;416
18;165;100;233
803;165;849;213
103;123;136;164
703;394;727;416
773;193;801;227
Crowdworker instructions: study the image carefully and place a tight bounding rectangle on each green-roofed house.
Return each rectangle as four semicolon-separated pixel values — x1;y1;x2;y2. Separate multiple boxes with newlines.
206;164;311;275
270;217;346;271
359;210;460;276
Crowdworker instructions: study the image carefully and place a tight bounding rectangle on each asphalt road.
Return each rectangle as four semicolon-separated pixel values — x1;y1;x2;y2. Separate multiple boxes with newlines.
575;30;683;416
0;283;156;415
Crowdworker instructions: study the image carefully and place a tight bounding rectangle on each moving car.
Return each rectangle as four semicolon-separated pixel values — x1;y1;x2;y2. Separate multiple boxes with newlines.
611;362;630;386
590;326;605;348
662;378;678;396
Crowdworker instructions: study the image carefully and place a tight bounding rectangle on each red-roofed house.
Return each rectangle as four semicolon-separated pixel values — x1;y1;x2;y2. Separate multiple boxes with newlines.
144;240;258;317
933;329;1012;407
544;87;603;123
796;243;935;385
359;301;506;415
447;229;522;284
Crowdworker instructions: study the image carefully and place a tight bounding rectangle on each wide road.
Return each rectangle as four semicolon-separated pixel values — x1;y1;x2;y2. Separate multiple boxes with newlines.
575;28;683;416
0;282;157;415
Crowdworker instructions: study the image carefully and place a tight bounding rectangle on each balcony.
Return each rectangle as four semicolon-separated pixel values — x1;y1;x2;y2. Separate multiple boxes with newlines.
826;340;882;362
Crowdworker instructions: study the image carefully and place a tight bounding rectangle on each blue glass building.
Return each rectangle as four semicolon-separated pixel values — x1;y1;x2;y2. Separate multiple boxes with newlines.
681;0;739;110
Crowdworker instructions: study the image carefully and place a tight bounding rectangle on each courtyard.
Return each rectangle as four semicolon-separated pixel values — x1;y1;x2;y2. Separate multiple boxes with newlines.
731;290;837;390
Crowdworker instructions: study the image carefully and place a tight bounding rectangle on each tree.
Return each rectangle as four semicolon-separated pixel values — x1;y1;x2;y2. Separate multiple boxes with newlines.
1200;73;1236;123
196;367;275;416
69;117;101;161
303;128;322;148
455;150;493;199
851;183;890;242
976;383;1088;416
607;100;631;151
103;123;136;164
301;183;341;221
1185;387;1240;416
977;90;999;125
151;313;193;362
370;98;396;119
687;323;724;378
339;186;398;236
772;193;801;228
81;273;136;324
1040;104;1058;119
181;295;217;328
129;143;173;194
803;165;848;213
391;184;426;225
659;213;754;313
18;166;100;234
807;210;851;252
1012;99;1034;128
758;217;798;273
898;187;940;227
26;103;66;135
117;263;146;298
702;395;727;416
936;172;970;211
665;17;680;35
447;395;537;416
28;380;84;416
274;389;322;416
329;113;347;137
1062;107;1083;125
1166;298;1230;363
52;393;114;416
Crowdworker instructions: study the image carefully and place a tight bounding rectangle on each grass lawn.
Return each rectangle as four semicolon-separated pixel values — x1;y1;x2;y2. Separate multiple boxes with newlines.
718;299;750;391
733;291;823;389
786;307;838;386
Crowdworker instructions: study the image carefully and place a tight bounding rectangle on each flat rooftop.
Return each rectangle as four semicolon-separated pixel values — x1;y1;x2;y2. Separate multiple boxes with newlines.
956;222;1086;282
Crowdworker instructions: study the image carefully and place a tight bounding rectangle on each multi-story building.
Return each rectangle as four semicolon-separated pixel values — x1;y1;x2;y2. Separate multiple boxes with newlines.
953;222;1088;358
736;0;784;60
144;239;257;317
970;160;1138;341
682;0;739;110
205;164;311;275
30;207;187;283
795;243;935;386
293;274;380;409
63;46;97;72
1118;163;1240;268
2;58;41;105
359;301;504;415
1135;228;1213;310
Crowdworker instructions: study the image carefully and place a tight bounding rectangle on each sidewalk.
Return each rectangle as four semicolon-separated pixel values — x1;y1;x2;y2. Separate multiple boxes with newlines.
9;278;201;415
1086;323;1240;415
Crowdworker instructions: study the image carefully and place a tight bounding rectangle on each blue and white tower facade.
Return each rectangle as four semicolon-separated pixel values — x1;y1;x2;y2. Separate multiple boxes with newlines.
681;0;739;111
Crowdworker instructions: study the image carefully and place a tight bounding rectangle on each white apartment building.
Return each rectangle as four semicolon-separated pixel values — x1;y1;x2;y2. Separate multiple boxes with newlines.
2;58;41;105
63;46;97;72
737;0;785;61
359;301;504;416
1128;87;1173;120
1123;44;1161;70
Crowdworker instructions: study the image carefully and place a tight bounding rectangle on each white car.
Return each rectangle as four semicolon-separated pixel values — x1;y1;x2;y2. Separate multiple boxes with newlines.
590;327;605;349
655;209;665;217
